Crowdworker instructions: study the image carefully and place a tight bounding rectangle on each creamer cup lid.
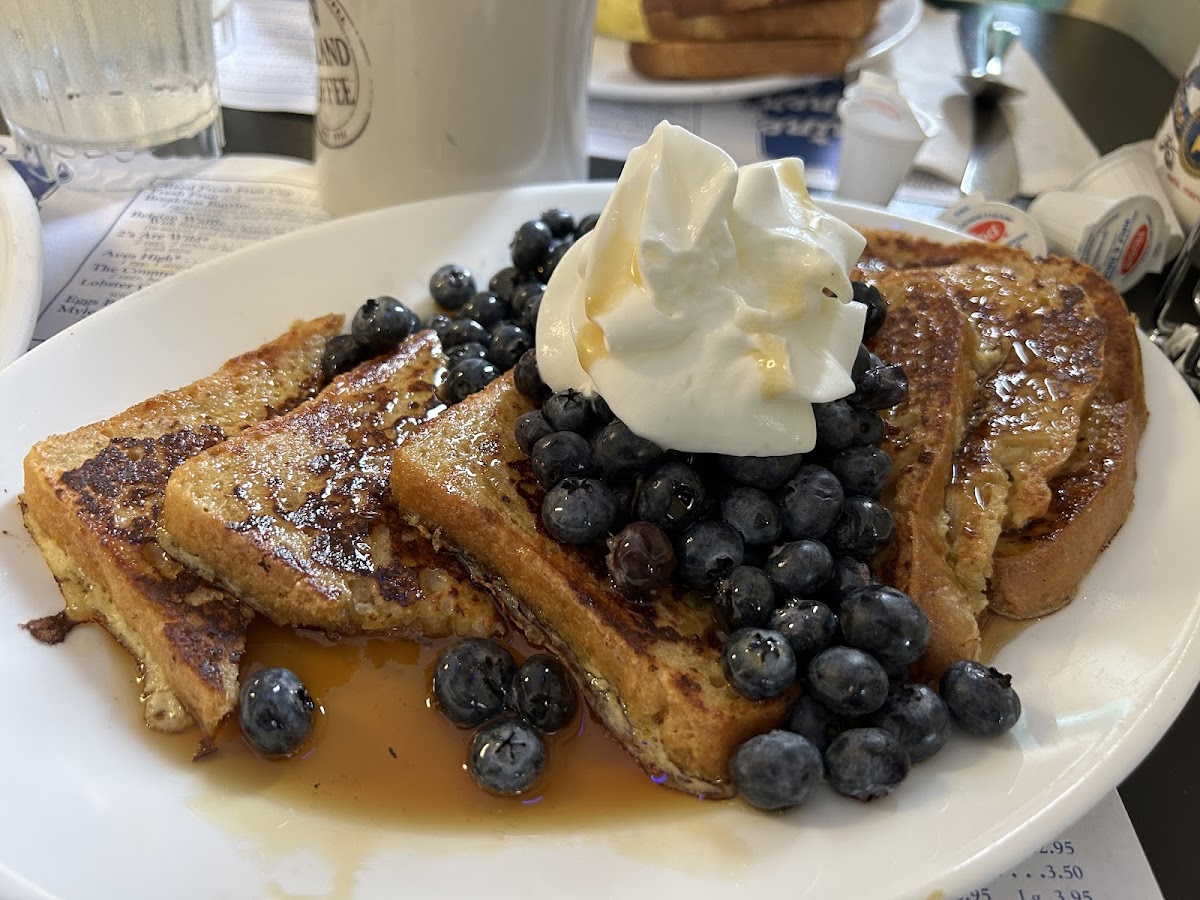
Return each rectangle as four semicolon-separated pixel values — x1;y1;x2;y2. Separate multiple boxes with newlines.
938;194;1048;257
837;72;929;145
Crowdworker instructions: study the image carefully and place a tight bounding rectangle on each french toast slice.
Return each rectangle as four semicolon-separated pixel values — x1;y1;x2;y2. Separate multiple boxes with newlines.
389;375;794;798
865;268;983;678
858;230;1146;626
157;331;504;640
629;36;855;79
643;0;880;41
21;316;342;740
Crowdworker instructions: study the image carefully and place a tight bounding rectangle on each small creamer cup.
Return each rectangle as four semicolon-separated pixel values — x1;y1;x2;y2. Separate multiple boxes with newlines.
1068;140;1183;269
939;194;1048;257
836;73;934;207
1027;190;1165;292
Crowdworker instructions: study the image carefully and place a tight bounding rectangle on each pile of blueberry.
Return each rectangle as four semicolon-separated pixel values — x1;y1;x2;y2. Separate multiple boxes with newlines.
320;207;597;399
431;638;577;796
508;280;1022;811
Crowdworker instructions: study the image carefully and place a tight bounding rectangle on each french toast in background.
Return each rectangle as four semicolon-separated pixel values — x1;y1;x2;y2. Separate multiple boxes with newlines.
389;375;795;798
597;0;881;79
158;331;504;641
856;231;1147;676
20;316;342;741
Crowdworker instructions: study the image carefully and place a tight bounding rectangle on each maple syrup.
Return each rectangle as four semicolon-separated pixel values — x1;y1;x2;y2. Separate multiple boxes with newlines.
978;611;1035;663
171;620;703;830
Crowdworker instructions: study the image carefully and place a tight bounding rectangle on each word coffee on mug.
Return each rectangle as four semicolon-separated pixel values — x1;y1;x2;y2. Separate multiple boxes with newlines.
311;0;597;218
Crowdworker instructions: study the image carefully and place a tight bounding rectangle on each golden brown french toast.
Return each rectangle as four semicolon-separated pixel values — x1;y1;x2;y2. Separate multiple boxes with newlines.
629;36;855;79
389;375;794;798
643;0;879;41
865;268;983;678
21;316;341;740
858;229;1146;631
158;331;504;640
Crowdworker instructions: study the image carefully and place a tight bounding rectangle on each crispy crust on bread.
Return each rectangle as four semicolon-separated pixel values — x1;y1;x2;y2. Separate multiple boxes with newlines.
644;0;879;40
21;316;342;738
158;331;504;640
629;37;854;79
389;375;794;797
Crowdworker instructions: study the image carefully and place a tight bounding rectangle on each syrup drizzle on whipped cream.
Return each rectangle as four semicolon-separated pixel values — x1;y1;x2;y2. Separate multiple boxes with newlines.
536;122;868;456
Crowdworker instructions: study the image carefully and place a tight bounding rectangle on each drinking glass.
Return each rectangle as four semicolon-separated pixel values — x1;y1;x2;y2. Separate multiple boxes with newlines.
0;0;224;191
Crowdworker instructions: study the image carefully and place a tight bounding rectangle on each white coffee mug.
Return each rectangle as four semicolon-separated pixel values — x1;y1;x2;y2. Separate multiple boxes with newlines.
312;0;597;217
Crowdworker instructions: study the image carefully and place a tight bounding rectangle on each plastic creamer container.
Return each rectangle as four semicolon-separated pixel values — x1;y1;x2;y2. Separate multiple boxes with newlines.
939;195;1048;257
835;73;934;207
1027;190;1165;293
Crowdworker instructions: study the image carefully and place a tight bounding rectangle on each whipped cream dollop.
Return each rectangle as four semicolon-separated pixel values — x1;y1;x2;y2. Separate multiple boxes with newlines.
536;122;868;456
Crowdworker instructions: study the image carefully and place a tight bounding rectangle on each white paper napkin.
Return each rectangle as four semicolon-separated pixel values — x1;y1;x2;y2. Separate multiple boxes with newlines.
865;4;1099;197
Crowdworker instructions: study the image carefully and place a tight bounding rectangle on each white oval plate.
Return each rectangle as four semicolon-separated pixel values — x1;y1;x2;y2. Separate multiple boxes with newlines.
0;183;1197;900
0;157;42;369
589;0;921;103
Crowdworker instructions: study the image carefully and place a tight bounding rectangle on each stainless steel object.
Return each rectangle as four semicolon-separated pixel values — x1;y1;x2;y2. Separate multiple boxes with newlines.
959;15;1022;201
1149;214;1200;398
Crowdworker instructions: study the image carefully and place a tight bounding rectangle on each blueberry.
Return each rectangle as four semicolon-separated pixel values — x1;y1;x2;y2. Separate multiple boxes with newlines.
827;445;891;499
459;291;510;327
239;666;315;757
718;454;805;491
720;486;782;546
531;431;593;488
542;477;618;543
427;313;454;342
441;317;491;349
513;349;549;401
824;727;910;801
539;239;573;284
722;628;797;700
429;263;476;311
731;730;823;811
467;717;546;796
785;694;844;754
939;660;1022;736
541;207;575;238
779;465;844;541
511;281;546;320
853;409;886;446
439;357;499;404
521;288;545;330
488;267;523;304
676;521;744;588
827;496;894;559
852;281;888;340
820;556;875;609
607;521;676;601
812;400;858;453
444;340;490;367
586;394;615;426
574;212;600;239
852;344;879;382
806;646;889;716
851;362;908;410
511;653;576;733
716;566;776;630
543;388;598;435
351;296;420;355
488;323;534;371
591;420;666;481
637;461;706;532
322;334;366;382
868;683;950;763
839;584;931;669
514;410;554;456
769;599;838;663
511;219;554;273
431;638;516;728
764;540;834;598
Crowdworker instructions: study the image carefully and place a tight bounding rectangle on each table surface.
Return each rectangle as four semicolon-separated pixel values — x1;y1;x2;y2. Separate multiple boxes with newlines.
10;1;1193;896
